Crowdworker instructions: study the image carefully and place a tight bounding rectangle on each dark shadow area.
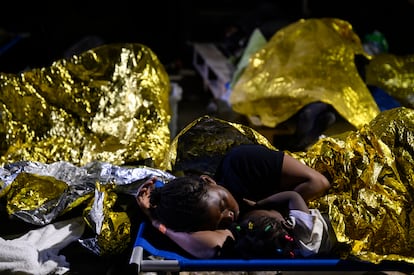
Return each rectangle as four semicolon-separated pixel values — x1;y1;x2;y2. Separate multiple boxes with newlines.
1;0;413;74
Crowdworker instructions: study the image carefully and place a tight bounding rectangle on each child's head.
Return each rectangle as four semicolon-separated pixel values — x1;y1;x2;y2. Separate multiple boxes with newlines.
149;175;239;232
232;210;297;259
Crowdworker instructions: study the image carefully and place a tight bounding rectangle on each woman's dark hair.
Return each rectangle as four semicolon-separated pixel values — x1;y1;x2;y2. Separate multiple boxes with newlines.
231;214;297;259
149;175;211;232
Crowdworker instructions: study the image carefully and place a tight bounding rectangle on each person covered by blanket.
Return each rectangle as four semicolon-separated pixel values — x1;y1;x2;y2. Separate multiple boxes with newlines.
136;144;330;258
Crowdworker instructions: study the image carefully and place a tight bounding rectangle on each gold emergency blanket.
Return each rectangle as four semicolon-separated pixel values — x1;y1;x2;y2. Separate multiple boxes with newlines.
0;43;171;168
230;18;380;129
162;115;275;176
296;107;414;264
365;53;414;109
169;107;414;265
0;160;175;255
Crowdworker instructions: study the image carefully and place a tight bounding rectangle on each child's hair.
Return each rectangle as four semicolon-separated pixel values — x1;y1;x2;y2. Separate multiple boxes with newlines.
149;175;211;232
231;214;297;259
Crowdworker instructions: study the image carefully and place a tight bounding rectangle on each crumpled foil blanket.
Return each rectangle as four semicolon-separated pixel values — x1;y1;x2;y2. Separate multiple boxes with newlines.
0;43;171;168
296;107;414;264
0;42;173;256
0;160;175;255
230;18;380;129
162;115;275;176
365;53;414;109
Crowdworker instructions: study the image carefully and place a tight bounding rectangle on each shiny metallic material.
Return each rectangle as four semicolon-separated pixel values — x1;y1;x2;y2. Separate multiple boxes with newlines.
230;18;380;129
163;115;275;175
0;43;171;168
0;160;175;255
300;107;414;264
365;53;414;108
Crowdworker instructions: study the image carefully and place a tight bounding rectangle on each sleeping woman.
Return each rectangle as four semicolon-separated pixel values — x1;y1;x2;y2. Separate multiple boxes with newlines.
136;143;330;258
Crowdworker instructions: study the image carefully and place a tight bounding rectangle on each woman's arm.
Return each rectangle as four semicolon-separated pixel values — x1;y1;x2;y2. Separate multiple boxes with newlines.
280;154;330;202
249;190;309;213
152;220;233;259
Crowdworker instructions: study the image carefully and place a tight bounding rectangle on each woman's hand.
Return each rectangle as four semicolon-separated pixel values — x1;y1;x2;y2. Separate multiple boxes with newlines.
136;177;157;218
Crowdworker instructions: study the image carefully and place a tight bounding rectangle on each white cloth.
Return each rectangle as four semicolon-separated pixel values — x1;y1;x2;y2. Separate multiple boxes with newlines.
289;209;329;257
0;217;85;275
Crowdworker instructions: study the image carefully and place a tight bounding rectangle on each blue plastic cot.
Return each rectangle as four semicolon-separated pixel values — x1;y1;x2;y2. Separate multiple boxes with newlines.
129;222;414;273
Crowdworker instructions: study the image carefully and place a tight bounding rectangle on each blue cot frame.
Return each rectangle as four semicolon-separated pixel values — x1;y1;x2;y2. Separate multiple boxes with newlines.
129;222;414;273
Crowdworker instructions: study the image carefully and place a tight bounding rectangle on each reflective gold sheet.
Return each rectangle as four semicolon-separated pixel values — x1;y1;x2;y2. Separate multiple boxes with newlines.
230;18;380;129
162;115;275;175
0;43;171;168
0;160;176;255
295;107;414;264
365;53;414;109
170;107;414;265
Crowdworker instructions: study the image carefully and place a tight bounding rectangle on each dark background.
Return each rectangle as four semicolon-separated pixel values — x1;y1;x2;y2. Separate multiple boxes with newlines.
0;0;413;74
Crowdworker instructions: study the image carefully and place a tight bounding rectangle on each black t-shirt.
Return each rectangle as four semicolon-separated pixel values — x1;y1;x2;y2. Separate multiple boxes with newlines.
214;144;285;212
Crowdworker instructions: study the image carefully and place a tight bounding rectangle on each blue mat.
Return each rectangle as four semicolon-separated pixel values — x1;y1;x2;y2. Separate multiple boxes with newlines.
129;222;414;273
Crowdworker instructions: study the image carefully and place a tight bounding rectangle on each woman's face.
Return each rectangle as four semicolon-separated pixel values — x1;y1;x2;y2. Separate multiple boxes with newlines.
200;175;240;230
